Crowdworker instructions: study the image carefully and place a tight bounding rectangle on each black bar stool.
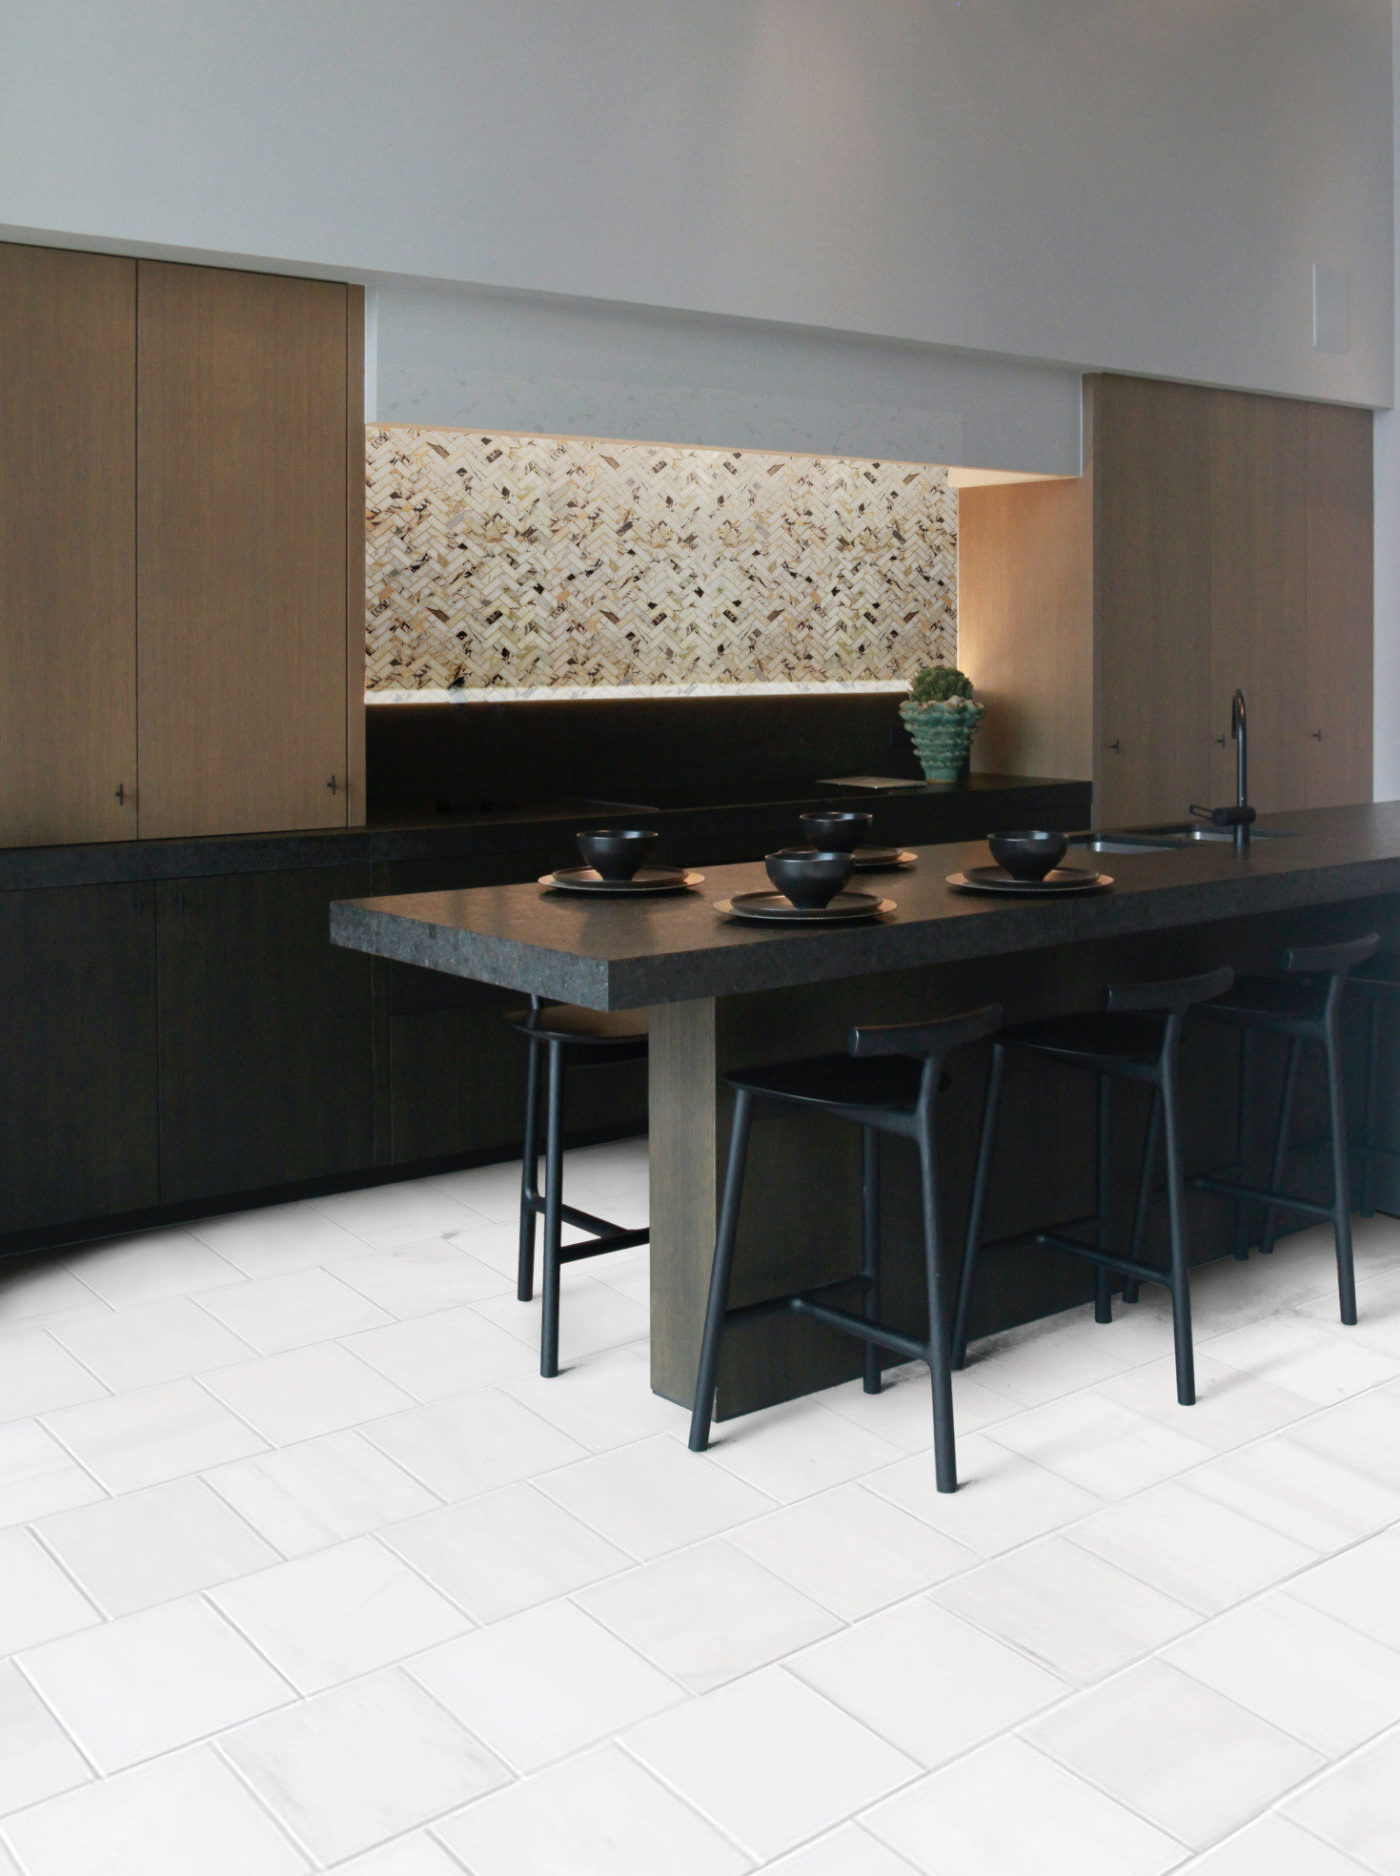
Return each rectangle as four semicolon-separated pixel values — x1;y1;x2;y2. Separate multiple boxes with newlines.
687;1002;1004;1494
1189;931;1380;1325
954;966;1235;1408
507;997;650;1377
1348;951;1400;1217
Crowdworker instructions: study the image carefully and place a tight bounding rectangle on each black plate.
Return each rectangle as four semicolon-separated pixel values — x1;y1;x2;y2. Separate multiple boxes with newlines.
541;866;702;895
850;847;915;871
716;891;895;925
947;865;1112;897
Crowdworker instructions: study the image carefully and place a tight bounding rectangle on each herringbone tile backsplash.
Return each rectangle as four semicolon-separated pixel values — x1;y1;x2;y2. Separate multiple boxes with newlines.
365;427;956;695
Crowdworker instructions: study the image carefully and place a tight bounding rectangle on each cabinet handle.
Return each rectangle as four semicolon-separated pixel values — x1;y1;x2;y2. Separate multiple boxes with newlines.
115;782;128;805
1106;739;1122;755
1311;729;1324;742
327;775;340;795
1215;735;1227;748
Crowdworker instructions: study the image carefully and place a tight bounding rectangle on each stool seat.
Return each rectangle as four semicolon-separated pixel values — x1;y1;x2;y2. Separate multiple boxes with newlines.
1201;975;1329;1028
506;1003;648;1056
1002;1010;1167;1074
730;1052;927;1118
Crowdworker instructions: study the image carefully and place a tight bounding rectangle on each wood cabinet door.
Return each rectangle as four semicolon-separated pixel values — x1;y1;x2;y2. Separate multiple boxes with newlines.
0;243;138;846
1207;392;1308;813
1094;377;1213;826
137;264;351;838
0;884;158;1236
155;867;374;1203
1304;402;1373;808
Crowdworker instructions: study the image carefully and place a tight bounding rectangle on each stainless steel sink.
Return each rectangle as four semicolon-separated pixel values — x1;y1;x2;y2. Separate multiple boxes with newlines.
1069;822;1299;855
1070;834;1177;854
1134;822;1297;843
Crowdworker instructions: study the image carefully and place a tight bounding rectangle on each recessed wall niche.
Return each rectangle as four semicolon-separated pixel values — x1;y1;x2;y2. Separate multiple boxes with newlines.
365;427;956;697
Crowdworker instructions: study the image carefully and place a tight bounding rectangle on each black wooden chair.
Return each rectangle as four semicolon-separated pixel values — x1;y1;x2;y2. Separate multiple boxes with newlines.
507;997;649;1377
954;966;1235;1407
687;1003;1004;1494
1189;932;1380;1325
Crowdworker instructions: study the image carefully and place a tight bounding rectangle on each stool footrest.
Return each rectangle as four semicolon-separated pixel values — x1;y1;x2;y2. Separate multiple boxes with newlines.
1034;1231;1175;1290
789;1297;929;1363
559;1229;649;1262
1189;1173;1334;1218
524;1195;644;1240
721;1273;928;1365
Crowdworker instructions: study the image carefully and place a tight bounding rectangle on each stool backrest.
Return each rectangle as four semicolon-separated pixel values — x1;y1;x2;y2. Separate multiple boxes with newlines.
1106;965;1234;1014
849;1002;1004;1060
1279;932;1380;977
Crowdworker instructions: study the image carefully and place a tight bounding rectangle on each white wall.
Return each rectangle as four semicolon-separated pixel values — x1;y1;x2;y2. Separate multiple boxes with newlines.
372;277;1083;472
0;0;1392;438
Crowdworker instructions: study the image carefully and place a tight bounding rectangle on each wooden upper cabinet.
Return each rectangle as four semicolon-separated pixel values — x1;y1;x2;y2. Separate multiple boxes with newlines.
1206;391;1308;814
137;262;356;839
1304;402;1373;808
0;243;138;847
1093;376;1213;827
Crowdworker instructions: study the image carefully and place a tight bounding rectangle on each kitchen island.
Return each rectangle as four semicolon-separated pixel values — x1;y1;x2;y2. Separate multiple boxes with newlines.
332;803;1400;1418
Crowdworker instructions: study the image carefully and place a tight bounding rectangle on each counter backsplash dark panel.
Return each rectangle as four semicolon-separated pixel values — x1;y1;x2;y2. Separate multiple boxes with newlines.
367;690;933;815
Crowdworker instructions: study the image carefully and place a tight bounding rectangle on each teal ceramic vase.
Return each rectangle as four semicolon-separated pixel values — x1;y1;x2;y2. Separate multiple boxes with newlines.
900;696;987;784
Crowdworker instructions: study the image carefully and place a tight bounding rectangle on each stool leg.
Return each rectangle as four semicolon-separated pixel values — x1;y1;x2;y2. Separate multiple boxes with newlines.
540;1040;566;1379
1260;1035;1300;1257
1094;1074;1113;1324
1361;998;1381;1219
861;1126;882;1394
689;1089;754;1453
1161;1054;1195;1406
953;1041;1004;1370
517;1040;542;1303
1324;1015;1359;1326
1232;1028;1255;1259
917;1105;958;1493
1124;1089;1161;1306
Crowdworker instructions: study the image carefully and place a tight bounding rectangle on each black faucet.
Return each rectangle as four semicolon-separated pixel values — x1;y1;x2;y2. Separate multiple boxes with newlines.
1189;688;1254;850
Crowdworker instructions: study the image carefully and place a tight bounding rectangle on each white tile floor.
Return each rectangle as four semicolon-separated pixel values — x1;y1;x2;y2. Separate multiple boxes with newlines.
1;1138;1399;1871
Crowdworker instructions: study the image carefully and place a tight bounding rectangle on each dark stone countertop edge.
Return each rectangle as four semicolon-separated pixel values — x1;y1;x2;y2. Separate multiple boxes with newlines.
329;824;1400;1010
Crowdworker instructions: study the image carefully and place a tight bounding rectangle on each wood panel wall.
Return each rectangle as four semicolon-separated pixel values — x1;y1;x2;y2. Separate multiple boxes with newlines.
1305;402;1374;809
958;373;1375;827
136;263;353;839
956;465;1094;785
0;244;138;846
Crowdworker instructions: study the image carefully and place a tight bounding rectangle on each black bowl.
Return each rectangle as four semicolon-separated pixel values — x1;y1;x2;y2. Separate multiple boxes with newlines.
987;829;1069;883
764;847;856;909
576;828;660;882
799;810;874;853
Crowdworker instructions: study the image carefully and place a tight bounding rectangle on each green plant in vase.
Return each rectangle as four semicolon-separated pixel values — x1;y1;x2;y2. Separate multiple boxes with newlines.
900;663;986;783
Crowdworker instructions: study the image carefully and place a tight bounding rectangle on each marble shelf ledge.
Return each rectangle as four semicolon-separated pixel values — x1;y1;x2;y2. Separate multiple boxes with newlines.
365;680;912;704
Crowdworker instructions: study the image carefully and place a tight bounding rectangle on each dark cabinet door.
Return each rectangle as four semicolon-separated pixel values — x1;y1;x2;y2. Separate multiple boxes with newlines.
0;884;158;1235
156;867;375;1204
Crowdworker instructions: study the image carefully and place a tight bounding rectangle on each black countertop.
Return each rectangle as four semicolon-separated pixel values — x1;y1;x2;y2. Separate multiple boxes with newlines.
0;773;1086;892
330;804;1400;1009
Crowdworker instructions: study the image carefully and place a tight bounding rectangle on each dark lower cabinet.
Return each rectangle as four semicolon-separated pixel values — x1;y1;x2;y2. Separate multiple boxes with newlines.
0;883;159;1233
156;867;375;1204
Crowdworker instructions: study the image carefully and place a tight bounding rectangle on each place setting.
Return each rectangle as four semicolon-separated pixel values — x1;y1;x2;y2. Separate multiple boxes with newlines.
947;829;1112;897
799;809;916;872
539;828;703;895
